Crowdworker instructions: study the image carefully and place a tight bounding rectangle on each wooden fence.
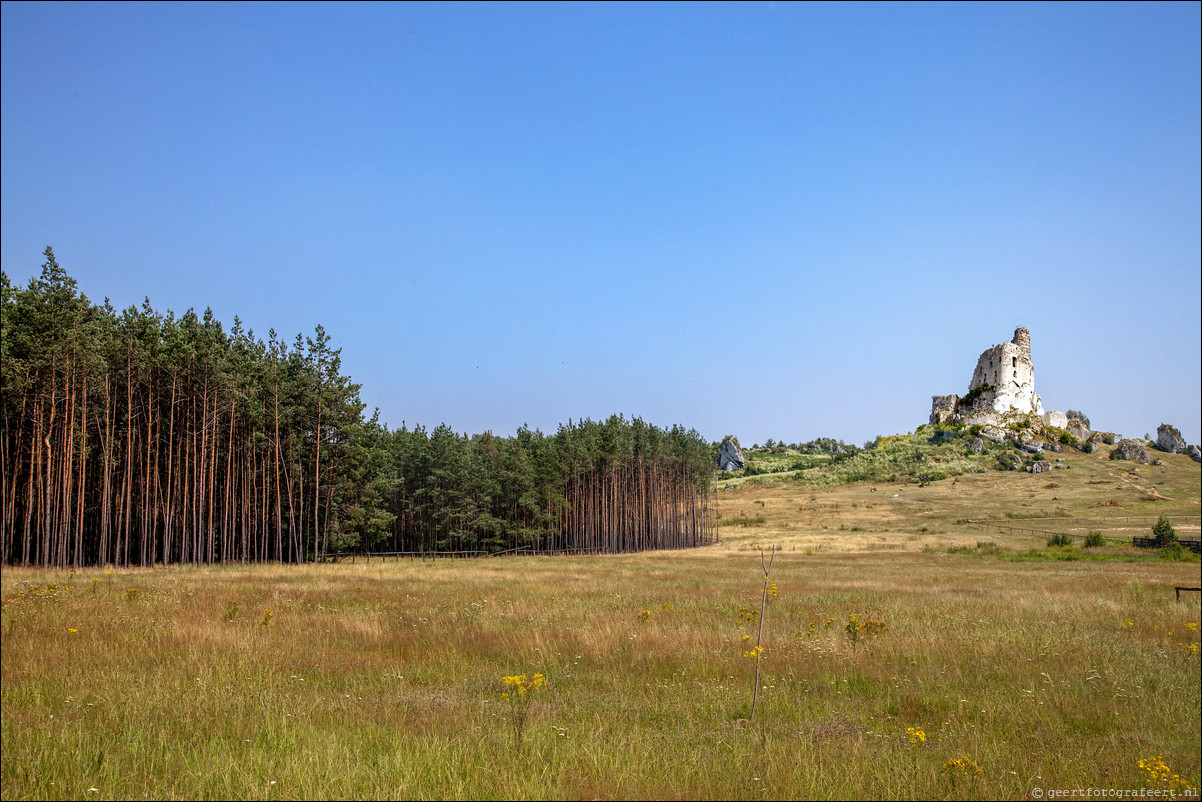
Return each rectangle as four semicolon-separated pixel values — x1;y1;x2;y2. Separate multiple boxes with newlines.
971;517;1201;553
1131;537;1202;554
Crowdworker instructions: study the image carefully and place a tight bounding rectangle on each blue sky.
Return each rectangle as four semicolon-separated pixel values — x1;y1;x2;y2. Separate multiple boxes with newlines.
3;2;1199;445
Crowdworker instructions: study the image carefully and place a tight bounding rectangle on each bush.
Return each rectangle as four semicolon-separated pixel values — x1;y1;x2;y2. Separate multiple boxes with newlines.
1158;542;1188;561
1083;531;1106;548
1152;516;1177;546
1047;534;1073;548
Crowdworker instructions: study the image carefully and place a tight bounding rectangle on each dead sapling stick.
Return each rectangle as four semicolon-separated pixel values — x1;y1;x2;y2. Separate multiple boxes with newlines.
750;545;775;721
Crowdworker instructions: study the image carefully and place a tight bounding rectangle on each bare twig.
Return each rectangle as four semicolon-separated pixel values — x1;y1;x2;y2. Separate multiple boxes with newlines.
750;545;775;721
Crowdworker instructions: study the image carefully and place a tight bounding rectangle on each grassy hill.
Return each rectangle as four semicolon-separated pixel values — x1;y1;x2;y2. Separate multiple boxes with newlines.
714;429;1201;555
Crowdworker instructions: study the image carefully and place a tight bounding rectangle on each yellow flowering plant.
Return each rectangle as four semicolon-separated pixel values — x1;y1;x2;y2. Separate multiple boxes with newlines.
943;756;983;789
500;673;546;751
1138;756;1190;791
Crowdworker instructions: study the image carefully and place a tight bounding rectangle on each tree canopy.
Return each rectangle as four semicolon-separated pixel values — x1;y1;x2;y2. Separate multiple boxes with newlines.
0;250;714;567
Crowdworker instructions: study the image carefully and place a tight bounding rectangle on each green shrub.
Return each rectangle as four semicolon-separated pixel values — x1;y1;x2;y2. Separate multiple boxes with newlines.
957;384;993;409
1083;531;1105;548
1047;534;1073;548
1158;542;1188;561
1152;516;1176;546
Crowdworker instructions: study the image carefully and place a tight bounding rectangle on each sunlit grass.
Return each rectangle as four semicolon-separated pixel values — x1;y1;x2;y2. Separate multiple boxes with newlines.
3;445;1198;798
3;544;1199;800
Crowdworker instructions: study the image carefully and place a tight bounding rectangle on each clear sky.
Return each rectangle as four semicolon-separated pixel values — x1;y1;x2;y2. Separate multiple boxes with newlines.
3;2;1199;446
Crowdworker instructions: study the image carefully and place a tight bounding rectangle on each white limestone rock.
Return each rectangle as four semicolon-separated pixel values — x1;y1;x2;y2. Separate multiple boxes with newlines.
1156;424;1186;454
1042;411;1068;429
717;437;745;471
1111;440;1150;464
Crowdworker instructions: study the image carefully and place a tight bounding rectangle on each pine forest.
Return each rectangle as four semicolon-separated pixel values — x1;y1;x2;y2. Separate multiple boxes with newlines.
0;249;716;568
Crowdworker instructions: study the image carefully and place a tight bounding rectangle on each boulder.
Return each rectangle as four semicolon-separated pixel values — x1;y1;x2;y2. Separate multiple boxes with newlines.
1110;440;1150;464
1017;442;1044;455
717;437;745;471
1028;461;1053;473
1067;421;1091;443
1156;424;1186;454
1188;445;1202;463
1042;410;1068;429
969;437;984;453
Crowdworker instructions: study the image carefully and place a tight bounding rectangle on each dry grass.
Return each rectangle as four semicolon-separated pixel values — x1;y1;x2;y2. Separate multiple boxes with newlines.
712;447;1201;553
2;446;1199;800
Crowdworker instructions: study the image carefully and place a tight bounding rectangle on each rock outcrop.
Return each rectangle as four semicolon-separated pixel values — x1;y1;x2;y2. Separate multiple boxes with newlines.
1042;410;1068;429
1156;424;1186;454
1110;440;1150;464
717;436;745;471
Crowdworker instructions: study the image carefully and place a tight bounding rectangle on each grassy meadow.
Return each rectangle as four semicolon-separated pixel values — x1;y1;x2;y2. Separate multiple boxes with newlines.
2;443;1200;800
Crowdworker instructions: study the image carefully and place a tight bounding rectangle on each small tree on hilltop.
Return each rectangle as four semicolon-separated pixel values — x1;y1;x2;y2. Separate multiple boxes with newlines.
1152;516;1177;546
1066;410;1091;429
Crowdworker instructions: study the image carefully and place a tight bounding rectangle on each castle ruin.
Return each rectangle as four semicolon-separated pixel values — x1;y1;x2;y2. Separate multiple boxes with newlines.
931;327;1066;429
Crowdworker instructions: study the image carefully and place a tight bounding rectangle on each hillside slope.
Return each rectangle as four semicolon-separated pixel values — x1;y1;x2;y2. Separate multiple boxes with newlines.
713;431;1201;554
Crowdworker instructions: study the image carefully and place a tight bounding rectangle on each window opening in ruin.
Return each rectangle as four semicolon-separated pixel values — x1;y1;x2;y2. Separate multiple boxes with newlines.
1012;356;1017;368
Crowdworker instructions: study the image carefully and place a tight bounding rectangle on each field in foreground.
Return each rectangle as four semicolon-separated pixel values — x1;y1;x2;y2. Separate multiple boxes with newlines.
2;444;1200;800
2;548;1200;800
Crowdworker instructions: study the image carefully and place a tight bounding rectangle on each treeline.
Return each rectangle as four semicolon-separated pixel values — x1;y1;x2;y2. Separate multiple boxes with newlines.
1;249;715;568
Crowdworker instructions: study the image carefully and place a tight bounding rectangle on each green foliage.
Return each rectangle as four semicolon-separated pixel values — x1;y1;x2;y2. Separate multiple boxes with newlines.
996;452;1019;471
790;432;992;488
1047;534;1073;548
1157;542;1188;561
1083;531;1106;548
1152;516;1177;546
956;383;992;409
1;251;714;566
1066;410;1091;429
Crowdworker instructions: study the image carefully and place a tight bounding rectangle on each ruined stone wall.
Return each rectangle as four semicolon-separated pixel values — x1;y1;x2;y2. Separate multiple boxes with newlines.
966;327;1043;417
930;327;1049;426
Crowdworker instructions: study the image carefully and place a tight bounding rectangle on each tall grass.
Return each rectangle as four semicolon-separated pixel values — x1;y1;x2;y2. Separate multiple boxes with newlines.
3;549;1199;800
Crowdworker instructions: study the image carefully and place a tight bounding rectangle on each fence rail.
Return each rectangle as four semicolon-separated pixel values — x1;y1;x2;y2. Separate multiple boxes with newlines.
328;541;720;564
968;515;1201;527
974;522;1201;552
1131;537;1202;554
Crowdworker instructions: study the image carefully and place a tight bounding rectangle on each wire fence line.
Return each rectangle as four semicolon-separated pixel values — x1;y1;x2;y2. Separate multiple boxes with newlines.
328;541;722;564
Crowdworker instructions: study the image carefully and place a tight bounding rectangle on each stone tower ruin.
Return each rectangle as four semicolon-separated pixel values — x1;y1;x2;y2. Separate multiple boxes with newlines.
931;327;1061;427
